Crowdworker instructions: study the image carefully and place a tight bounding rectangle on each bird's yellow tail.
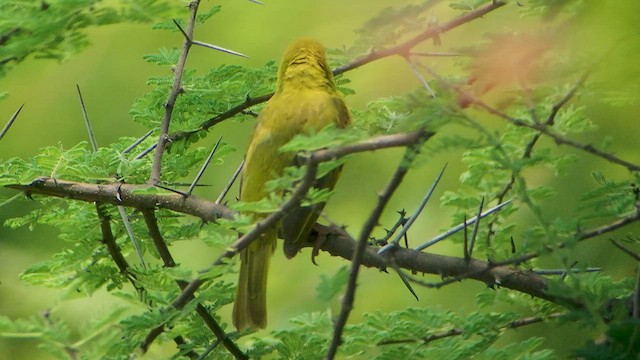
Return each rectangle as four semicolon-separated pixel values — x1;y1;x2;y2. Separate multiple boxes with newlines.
232;229;276;330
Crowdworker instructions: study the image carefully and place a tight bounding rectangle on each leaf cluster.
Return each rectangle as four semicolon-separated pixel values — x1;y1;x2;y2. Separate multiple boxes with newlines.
0;0;178;82
1;1;640;359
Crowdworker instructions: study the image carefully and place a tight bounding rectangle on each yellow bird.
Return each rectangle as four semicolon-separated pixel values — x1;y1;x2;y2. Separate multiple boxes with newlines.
232;39;350;330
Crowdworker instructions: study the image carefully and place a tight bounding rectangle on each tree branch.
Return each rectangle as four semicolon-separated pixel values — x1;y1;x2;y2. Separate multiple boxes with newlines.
424;66;640;172
377;312;564;346
314;225;581;308
486;70;592;248
332;1;506;75
149;1;201;184
8;128;639;346
96;203;199;359
144;131;434;351
165;1;506;145
6;179;235;222
327;140;424;360
478;101;640;172
140;209;247;359
5;131;428;222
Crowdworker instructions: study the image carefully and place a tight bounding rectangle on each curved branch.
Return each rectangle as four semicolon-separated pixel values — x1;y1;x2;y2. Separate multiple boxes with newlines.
168;1;506;145
333;1;506;75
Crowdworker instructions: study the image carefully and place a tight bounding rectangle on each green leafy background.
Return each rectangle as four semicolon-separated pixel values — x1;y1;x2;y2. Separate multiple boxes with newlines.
1;0;639;358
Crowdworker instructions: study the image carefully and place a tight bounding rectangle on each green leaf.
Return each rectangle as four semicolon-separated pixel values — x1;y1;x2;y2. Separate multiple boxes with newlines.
143;47;180;66
316;266;348;303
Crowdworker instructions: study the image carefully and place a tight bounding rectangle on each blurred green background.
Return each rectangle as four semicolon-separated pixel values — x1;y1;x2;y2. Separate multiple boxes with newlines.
1;0;639;358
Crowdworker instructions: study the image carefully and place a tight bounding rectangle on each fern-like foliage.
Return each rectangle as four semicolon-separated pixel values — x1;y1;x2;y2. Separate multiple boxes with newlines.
1;1;639;359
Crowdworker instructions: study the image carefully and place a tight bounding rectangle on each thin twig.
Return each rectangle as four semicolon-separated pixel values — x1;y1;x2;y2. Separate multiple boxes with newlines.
486;70;593;249
95;203;141;291
425;65;640;172
468;197;484;258
327;140;425;360
577;213;640;241
372;209;407;246
378;163;446;255
188;137;223;195
404;56;436;98
476;97;640;172
544;71;591;126
415;200;512;251
0;103;24;142
122;130;154;155
76;85;98;152
198;338;221;360
117;205;146;268
216;159;244;204
0;27;21;46
333;1;506;75
96;204;197;358
610;239;640;262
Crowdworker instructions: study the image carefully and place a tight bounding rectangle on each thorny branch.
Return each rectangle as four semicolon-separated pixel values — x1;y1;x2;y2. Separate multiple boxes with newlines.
377;312;564;346
96;203;199;359
4;0;640;356
140;209;247;359
6;178;235;222
327;140;426;360
149;1;200;185
485;71;591;248
7;122;640;310
165;0;506;146
314;225;577;308
141;130;434;352
6;131;426;221
477;101;640;172
424;66;640;172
